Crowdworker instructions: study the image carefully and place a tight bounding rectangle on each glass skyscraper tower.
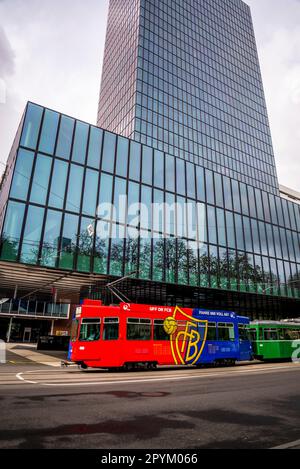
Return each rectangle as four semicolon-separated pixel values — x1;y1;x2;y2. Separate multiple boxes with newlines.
98;0;279;195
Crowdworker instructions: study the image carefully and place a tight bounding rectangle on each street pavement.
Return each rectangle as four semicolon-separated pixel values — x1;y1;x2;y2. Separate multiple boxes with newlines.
0;349;299;449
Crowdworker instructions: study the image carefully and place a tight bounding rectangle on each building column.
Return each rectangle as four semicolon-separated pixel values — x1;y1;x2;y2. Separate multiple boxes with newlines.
6;317;13;343
13;285;18;300
50;320;55;336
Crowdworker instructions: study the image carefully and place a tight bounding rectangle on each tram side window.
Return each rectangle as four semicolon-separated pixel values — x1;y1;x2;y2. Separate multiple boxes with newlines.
238;324;249;341
283;329;300;340
278;329;286;340
207;322;217;340
127;318;151;341
79;318;101;342
263;329;278;341
154;320;170;341
103;318;119;340
218;323;235;341
248;328;257;342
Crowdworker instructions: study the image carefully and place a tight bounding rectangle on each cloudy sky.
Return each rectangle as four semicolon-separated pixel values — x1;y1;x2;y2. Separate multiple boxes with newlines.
0;0;299;190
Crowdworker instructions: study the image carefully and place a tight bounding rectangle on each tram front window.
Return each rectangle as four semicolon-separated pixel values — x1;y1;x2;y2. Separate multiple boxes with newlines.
70;320;79;342
79;318;101;342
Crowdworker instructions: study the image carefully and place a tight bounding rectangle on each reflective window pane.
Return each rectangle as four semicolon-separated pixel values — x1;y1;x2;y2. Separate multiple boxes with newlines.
205;170;215;205
21;103;43;150
262;192;271;223
154;150;164;189
269;194;278;225
243;217;253;253
129;141;141;181
217;209;226;247
38;109;59;155
235;214;244;251
41;210;62;267
56;116;75;160
124;227;139;275
240;183;249;216
141;185;152;230
94;220;110;274
214;173;223;208
113;177;127;224
20;205;44;264
102;131;116;173
232;180;241;213
142;145;153;185
207;206;217;245
116;136;129;178
247;186;257;219
165;154;175;193
59;213;79;269
72;121;89;164
87;127;103;169
10;149;34;201
98;173;113;222
139;231;152;280
30;154;52;205
1;201;25;261
259;222;268;256
49;159;68;209
110;224;125;276
186;163;196;199
255;189;264;220
223;177;232;211
128;182;140;227
66;164;84;212
196;166;205;202
82;169;99;216
251;219;261;254
77;217;94;272
197;203;207;243
176;159;186;196
225;211;235;250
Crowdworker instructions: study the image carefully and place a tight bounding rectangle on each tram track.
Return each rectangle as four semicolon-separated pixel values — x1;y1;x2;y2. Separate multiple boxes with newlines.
8;361;300;387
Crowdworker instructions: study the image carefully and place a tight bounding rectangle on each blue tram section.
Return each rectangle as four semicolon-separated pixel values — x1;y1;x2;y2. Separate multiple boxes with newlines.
190;310;253;365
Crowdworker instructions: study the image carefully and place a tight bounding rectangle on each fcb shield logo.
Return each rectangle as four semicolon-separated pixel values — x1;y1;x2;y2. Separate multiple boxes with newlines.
163;306;208;366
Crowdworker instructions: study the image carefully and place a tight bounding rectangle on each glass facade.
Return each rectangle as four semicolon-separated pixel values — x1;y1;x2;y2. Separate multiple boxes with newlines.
1;103;300;313
98;0;279;195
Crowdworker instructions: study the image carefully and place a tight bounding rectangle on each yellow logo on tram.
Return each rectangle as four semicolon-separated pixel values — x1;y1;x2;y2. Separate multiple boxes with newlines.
164;306;208;366
163;317;178;335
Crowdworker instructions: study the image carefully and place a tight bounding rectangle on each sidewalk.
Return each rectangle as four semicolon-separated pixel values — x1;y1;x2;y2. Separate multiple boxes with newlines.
6;343;67;367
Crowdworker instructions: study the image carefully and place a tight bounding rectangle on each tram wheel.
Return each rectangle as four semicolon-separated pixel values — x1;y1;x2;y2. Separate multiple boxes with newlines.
123;363;136;372
79;362;88;370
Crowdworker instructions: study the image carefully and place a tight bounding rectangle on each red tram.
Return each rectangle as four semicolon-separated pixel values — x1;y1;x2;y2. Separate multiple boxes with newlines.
69;300;253;369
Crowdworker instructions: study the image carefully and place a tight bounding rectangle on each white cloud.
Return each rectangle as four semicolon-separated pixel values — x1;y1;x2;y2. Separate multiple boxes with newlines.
247;0;300;191
0;0;109;174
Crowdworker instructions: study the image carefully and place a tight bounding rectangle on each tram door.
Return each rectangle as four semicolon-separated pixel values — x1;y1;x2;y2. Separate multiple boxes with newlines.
239;324;252;361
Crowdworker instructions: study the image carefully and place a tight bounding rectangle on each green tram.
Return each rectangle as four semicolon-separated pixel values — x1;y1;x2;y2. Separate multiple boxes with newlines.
249;321;300;361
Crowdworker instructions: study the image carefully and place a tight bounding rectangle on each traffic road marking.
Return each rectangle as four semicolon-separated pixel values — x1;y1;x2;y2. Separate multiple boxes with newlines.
13;363;300;387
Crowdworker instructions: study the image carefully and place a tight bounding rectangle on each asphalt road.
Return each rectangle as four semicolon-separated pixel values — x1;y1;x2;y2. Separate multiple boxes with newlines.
0;354;299;449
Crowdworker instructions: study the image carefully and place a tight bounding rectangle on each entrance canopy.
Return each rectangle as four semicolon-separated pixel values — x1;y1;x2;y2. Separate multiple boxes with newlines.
0;261;107;300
